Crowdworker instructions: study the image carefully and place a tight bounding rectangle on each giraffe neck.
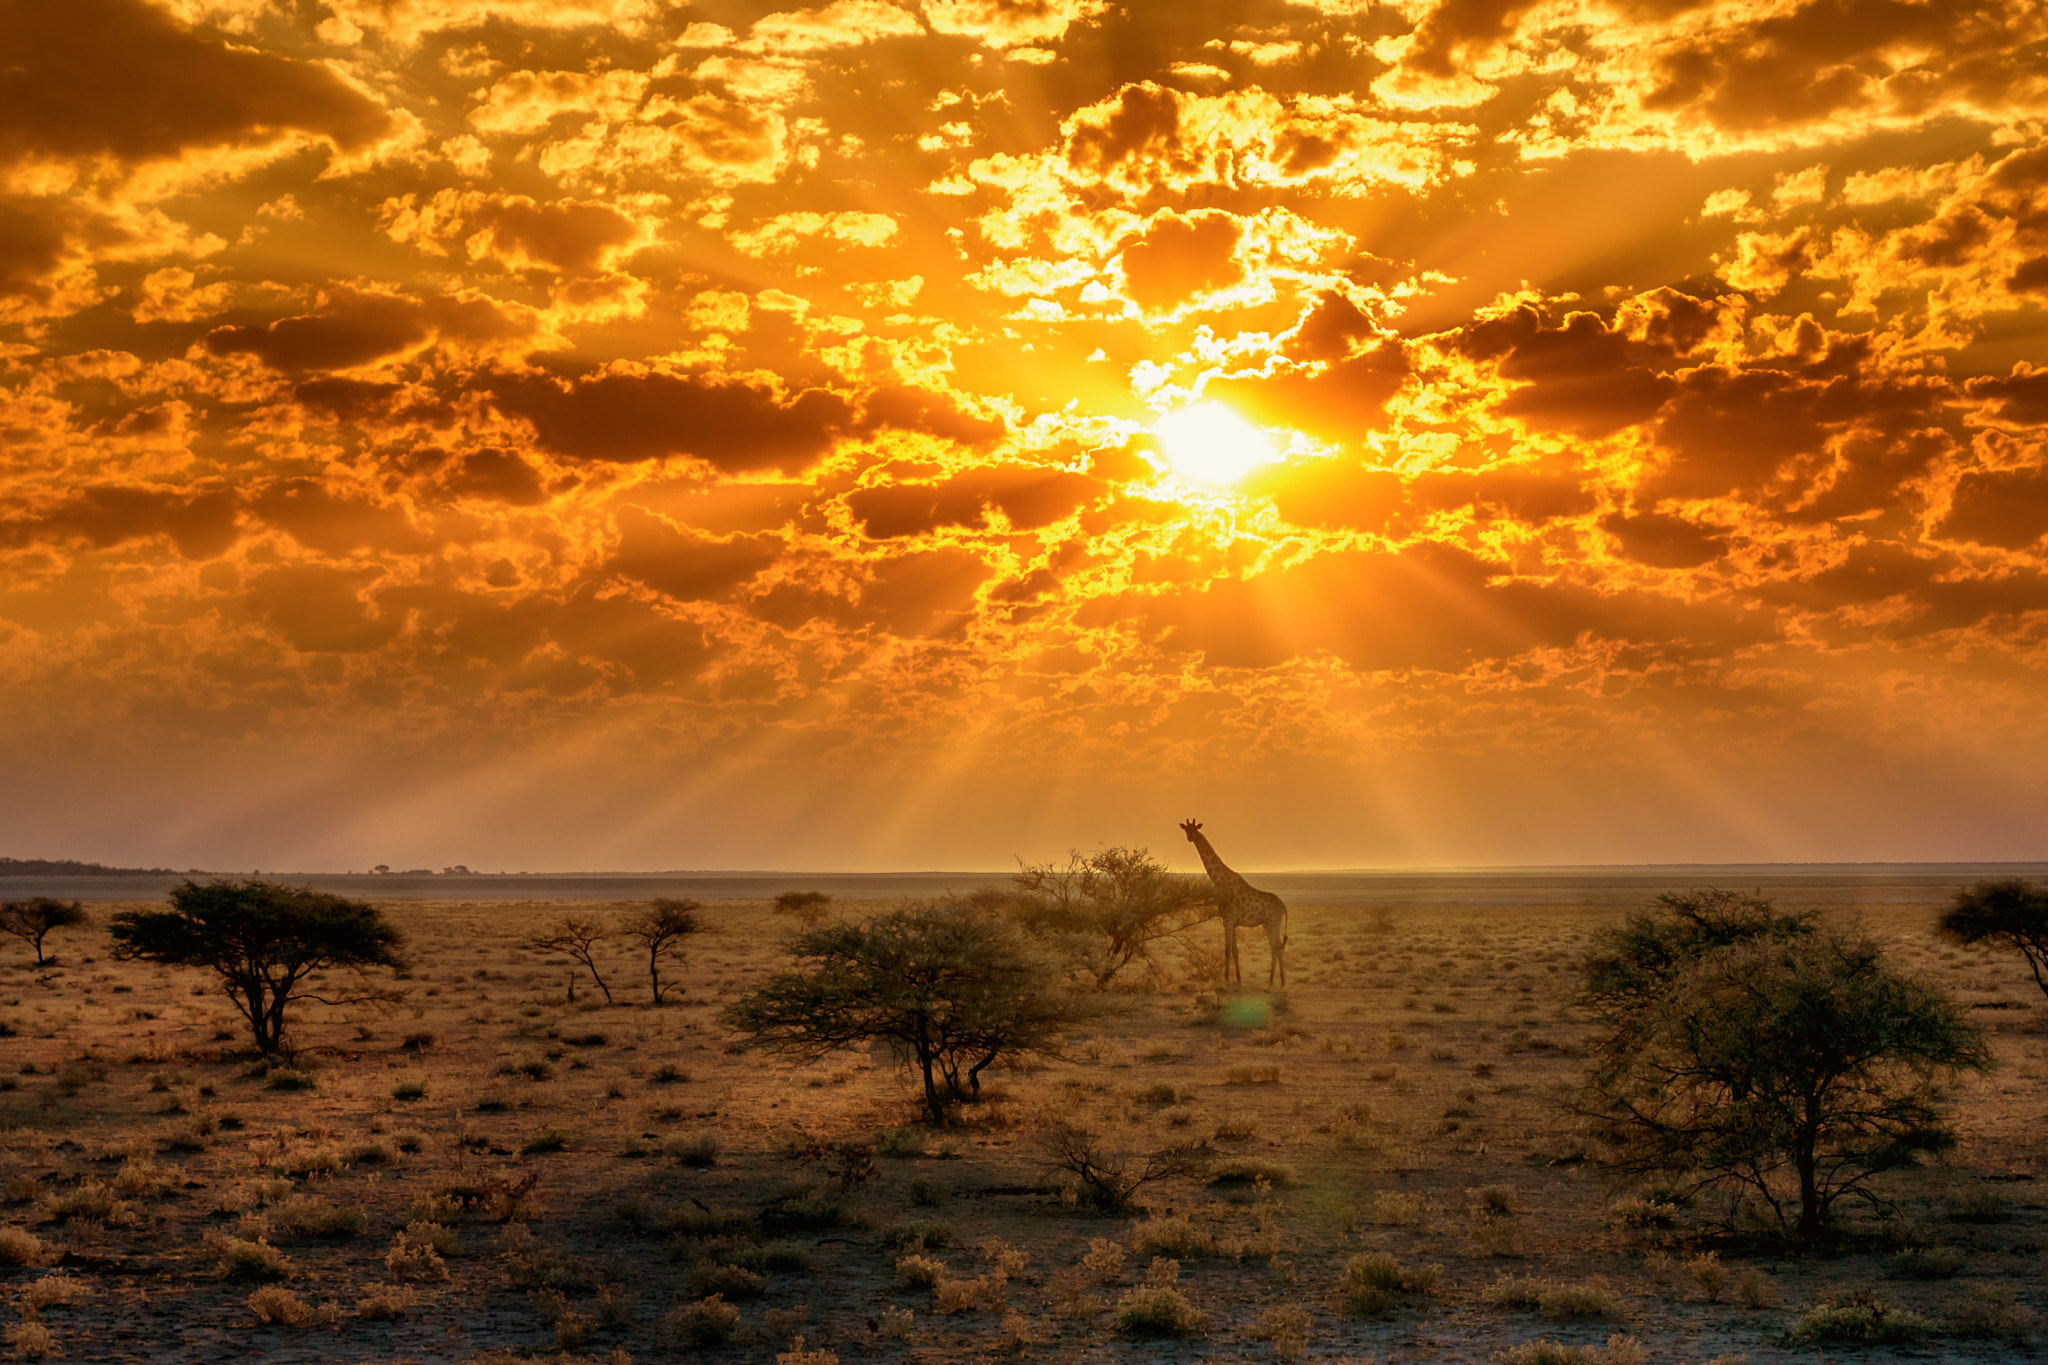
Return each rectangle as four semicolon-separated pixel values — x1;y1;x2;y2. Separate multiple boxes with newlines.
1189;831;1253;896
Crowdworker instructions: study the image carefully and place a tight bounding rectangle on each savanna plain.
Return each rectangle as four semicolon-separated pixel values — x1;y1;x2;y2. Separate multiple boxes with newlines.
1;873;2043;1365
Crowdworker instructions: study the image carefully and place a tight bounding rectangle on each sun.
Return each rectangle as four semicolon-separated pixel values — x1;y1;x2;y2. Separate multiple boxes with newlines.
1154;402;1278;486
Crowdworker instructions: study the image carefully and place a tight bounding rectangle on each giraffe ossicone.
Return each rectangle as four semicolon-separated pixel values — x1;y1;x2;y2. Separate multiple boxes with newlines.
1179;819;1287;990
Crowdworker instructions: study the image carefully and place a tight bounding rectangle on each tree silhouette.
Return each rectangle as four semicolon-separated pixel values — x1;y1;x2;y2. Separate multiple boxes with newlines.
1940;878;2048;1001
109;879;405;1057
0;897;88;966
1010;847;1213;987
1580;895;1989;1243
727;901;1087;1123
619;898;700;1004
525;916;614;1004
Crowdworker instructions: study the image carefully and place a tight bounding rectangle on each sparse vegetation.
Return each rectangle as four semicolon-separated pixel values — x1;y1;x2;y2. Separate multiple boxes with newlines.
0;897;87;966
109;880;406;1056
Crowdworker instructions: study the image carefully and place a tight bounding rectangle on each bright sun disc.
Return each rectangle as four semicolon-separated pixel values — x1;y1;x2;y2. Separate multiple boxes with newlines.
1155;403;1276;486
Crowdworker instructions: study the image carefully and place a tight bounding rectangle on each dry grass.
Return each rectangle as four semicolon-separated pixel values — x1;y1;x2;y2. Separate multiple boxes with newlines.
0;882;2036;1363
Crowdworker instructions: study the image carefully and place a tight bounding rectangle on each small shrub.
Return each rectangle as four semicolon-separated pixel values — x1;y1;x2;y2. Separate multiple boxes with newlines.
1337;1251;1441;1318
1248;1302;1313;1361
19;1274;85;1314
520;1128;571;1156
401;1030;436;1051
0;1225;47;1266
217;1235;293;1280
1131;1215;1214;1258
665;1132;719;1167
1370;1192;1426;1226
1209;1158;1296;1187
384;1225;451;1282
693;1261;767;1299
1687;1251;1727;1303
1214;1112;1260;1141
874;1305;913;1338
1484;1275;1623;1317
776;1335;837;1365
877;1127;929;1158
391;1080;427;1101
1943;1185;2008;1223
1470;1184;1518;1214
933;1272;1007;1314
1134;1082;1179;1106
882;1219;952;1251
1789;1291;1936;1345
672;1293;742;1345
1114;1259;1209;1337
1890;1245;1966;1279
1494;1336;1646;1365
650;1062;690;1084
1081;1237;1127;1283
246;1285;314;1325
1731;1265;1777;1308
354;1283;420;1320
44;1178;127;1224
4;1321;54;1359
1947;1282;2038;1342
273;1197;366;1239
1225;1063;1281;1084
896;1254;947;1289
264;1068;317;1092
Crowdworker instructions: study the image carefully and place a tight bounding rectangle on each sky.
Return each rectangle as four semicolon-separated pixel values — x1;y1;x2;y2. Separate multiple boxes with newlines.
3;0;2048;873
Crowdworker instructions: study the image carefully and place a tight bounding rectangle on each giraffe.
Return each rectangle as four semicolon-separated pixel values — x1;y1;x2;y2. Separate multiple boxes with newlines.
1179;819;1287;989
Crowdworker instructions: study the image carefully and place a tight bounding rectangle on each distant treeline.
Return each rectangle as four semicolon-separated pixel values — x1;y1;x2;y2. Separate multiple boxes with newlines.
0;857;203;877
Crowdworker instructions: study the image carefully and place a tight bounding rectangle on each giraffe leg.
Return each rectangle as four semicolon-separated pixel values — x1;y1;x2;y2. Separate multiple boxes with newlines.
1267;919;1285;989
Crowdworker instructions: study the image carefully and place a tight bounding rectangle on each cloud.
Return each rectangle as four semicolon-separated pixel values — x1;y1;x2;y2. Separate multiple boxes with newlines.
0;0;392;173
203;286;532;373
490;366;854;472
1119;210;1242;311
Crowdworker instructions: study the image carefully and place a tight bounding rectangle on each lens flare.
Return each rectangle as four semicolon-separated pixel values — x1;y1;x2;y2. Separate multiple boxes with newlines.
1155;403;1278;486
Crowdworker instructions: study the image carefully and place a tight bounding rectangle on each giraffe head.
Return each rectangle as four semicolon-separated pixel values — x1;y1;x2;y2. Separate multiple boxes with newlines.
1179;819;1203;842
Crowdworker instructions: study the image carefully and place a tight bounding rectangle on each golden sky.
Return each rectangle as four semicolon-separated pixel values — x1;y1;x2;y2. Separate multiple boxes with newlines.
4;0;2048;871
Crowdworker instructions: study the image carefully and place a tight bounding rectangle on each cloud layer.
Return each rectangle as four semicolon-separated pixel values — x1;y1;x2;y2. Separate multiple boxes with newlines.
4;0;2047;869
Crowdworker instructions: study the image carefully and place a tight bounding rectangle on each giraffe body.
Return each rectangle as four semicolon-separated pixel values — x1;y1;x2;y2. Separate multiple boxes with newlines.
1179;820;1287;989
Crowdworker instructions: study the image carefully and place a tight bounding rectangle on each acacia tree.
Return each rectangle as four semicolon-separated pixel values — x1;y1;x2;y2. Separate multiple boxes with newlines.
1011;847;1213;987
109;879;406;1057
1580;894;1990;1243
0;897;88;966
1940;878;2048;1000
619;898;700;1004
726;901;1089;1123
525;916;614;1004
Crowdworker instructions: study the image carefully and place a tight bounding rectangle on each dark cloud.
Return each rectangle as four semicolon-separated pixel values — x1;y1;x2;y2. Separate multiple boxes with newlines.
245;563;398;653
206;287;525;374
1966;364;2048;425
1120;210;1242;311
1206;342;1410;443
858;386;1007;446
1403;0;1539;78
440;449;548;506
610;507;783;601
491;367;852;473
548;583;718;690
1603;511;1728;568
251;479;428;555
1938;465;2048;548
1;485;239;558
466;196;638;274
0;0;391;168
844;466;1100;538
1461;307;1673;438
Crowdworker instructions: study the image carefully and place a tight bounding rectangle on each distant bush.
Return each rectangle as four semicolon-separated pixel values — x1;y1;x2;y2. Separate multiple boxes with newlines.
1130;1215;1214;1258
882;1219;953;1251
1337;1252;1440;1318
0;1226;48;1266
670;1293;742;1346
1947;1283;2038;1343
273;1197;366;1239
1890;1245;1966;1279
692;1261;767;1300
1483;1274;1623;1318
216;1235;293;1280
391;1079;426;1101
245;1285;313;1325
1789;1291;1935;1345
895;1253;947;1289
1113;1259;1208;1337
664;1132;718;1167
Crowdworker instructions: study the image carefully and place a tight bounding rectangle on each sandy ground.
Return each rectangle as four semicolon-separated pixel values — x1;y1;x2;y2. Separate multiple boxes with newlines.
0;878;2042;1363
